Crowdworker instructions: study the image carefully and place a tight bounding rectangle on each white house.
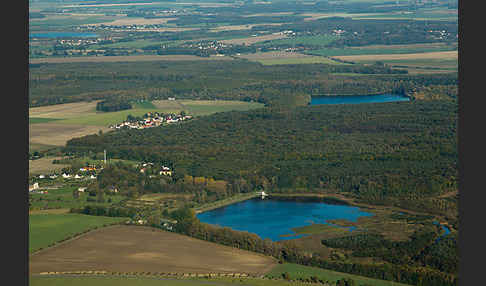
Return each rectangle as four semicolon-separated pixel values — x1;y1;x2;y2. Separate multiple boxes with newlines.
62;173;71;178
38;175;45;179
49;174;58;179
29;183;39;192
78;187;87;192
74;174;83;179
90;175;97;179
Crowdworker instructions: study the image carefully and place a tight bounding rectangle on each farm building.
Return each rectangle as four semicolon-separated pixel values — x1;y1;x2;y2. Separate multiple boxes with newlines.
29;183;39;192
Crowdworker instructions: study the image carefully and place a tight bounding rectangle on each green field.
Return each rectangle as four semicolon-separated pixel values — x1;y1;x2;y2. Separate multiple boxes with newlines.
261;34;338;47
254;56;346;66
29;185;127;211
266;263;413;286
55;100;264;126
29;213;127;253
30;118;62;124
308;45;457;57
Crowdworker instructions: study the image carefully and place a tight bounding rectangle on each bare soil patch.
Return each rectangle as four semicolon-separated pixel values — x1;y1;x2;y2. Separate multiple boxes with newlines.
219;33;287;45
236;51;313;60
30;55;232;64
29;156;69;175
29;123;110;147
29;225;277;274
332;51;458;62
87;17;176;26
29;101;99;119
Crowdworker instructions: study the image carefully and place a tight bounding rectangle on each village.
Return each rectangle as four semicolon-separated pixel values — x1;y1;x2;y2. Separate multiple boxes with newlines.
109;112;192;130
28;160;174;195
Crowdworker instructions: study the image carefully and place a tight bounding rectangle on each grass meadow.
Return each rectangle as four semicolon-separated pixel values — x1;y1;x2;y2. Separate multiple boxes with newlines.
29;213;127;253
266;263;413;286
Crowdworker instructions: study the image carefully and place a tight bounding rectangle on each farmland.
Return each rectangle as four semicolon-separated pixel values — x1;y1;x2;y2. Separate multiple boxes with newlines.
29;99;263;153
29;276;332;286
29;213;127;253
267;263;413;286
29;225;277;275
28;0;458;285
236;51;346;66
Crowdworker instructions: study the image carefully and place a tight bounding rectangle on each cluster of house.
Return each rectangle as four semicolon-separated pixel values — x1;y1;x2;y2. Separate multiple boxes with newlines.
183;40;229;51
109;112;192;130
139;162;173;177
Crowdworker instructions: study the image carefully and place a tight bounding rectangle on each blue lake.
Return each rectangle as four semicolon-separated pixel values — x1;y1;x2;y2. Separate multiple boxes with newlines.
30;32;99;39
310;94;410;105
433;221;451;241
196;197;373;241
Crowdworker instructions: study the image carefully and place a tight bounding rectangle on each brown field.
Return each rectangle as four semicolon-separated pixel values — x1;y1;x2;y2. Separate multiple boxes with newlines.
236;51;312;60
86;17;176;26
29;156;70;175
210;23;283;32
301;12;381;21
242;12;294;17
332;51;458;62
29;101;98;119
110;27;199;32
29;225;277;274
63;2;156;8
29;54;232;64
219;34;287;45
29;123;110;147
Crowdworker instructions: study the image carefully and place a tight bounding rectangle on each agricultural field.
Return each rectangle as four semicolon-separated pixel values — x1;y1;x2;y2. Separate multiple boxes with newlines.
29;184;127;211
29;54;233;64
266;263;413;286
30;276;323;286
29;156;69;175
29;225;277;275
308;43;457;57
29;213;127;253
236;52;346;66
332;50;458;74
29;99;263;151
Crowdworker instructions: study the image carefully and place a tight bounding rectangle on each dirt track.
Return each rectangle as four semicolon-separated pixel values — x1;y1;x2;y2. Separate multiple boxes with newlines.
29;225;277;275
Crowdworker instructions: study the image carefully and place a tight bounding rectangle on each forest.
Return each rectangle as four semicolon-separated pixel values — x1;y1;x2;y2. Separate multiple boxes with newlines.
65;98;458;216
28;60;456;107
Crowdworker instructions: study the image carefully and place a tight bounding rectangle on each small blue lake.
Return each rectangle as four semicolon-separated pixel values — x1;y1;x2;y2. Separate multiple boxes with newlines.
196;197;373;241
29;32;99;39
310;94;410;105
433;221;451;241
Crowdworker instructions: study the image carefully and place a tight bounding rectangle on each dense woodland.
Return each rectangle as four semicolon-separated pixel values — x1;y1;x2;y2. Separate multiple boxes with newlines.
28;60;456;107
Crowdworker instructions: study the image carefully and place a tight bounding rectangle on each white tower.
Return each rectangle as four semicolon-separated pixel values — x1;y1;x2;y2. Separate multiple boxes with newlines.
104;149;107;164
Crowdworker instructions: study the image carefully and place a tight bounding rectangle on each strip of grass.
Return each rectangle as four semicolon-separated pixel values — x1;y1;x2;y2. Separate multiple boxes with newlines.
30;117;62;124
261;34;338;47
29;213;127;253
29;186;127;211
254;57;346;66
266;263;413;286
309;46;457;57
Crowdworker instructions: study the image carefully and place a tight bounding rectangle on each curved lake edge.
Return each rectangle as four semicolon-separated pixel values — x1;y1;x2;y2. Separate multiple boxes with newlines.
196;193;376;241
309;93;411;105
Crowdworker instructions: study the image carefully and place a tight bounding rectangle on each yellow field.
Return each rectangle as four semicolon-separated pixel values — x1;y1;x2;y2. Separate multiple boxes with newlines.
29;156;70;175
237;51;345;65
86;17;176;26
209;23;283;32
29;54;232;64
332;50;458;62
219;34;287;45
